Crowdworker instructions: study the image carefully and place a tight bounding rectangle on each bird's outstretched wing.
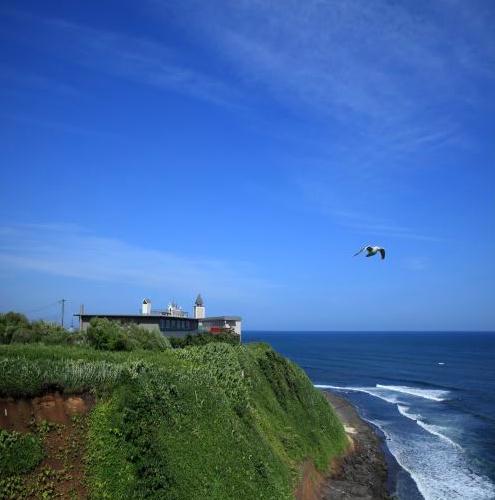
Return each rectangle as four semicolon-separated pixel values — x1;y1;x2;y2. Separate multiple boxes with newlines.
379;248;386;260
354;246;366;256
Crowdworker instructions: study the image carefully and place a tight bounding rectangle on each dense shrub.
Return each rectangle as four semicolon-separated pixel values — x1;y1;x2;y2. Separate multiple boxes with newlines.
83;343;347;499
0;355;129;397
86;318;127;351
176;343;250;416
0;341;347;499
11;320;72;345
0;429;43;475
86;318;171;351
0;312;30;344
170;331;239;348
0;312;74;346
1;311;235;352
123;323;171;351
85;360;288;499
257;349;305;409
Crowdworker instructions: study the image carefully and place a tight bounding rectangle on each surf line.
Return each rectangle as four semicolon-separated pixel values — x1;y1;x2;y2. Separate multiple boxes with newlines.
314;384;449;403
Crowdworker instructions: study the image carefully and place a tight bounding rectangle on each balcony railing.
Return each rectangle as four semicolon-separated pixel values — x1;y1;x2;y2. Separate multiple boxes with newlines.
150;309;189;318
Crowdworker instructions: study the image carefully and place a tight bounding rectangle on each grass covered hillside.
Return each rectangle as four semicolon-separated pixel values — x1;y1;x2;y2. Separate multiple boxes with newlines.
0;324;347;499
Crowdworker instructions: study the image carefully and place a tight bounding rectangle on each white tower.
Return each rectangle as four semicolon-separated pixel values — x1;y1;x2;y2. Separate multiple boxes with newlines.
193;294;205;319
142;298;151;315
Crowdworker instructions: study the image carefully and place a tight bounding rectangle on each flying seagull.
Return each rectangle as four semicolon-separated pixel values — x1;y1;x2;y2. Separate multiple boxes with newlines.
354;245;386;259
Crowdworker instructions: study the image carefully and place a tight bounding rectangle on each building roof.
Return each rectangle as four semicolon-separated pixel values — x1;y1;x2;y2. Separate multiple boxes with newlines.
195;294;204;306
202;316;242;321
74;313;198;320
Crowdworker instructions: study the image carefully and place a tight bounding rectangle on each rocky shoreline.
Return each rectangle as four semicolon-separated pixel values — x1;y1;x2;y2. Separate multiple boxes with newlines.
320;391;390;500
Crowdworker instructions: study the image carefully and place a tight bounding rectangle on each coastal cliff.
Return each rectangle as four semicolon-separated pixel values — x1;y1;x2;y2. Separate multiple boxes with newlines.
1;341;350;499
320;392;389;500
294;392;390;500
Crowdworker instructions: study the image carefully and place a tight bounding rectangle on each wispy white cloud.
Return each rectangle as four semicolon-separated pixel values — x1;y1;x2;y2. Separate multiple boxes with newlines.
0;65;81;97
295;178;444;242
51;19;240;107
329;210;444;242
2;112;119;138
161;0;494;158
3;2;493;165
0;9;242;108
0;224;276;300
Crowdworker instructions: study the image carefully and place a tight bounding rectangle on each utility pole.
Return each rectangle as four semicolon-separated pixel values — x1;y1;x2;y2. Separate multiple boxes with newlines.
79;304;84;331
60;299;66;327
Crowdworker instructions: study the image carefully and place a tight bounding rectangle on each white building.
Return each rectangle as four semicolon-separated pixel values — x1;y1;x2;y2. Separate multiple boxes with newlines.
193;294;205;319
166;301;188;318
141;298;152;315
76;294;242;340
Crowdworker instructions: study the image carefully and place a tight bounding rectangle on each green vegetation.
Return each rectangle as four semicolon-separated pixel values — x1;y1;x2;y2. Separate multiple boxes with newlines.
0;430;44;498
0;312;77;346
169;331;240;348
0;313;171;352
86;318;172;351
0;311;238;352
0;430;43;476
0;312;347;499
0;413;90;498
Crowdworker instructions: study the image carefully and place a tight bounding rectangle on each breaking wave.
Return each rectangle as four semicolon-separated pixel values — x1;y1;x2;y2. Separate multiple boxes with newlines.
315;383;450;404
376;384;450;402
397;405;462;449
315;384;401;404
315;384;495;499
366;417;495;500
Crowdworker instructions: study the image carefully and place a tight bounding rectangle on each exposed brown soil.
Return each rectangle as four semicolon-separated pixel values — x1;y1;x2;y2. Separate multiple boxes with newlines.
295;459;326;500
0;392;94;499
295;390;389;500
0;393;93;432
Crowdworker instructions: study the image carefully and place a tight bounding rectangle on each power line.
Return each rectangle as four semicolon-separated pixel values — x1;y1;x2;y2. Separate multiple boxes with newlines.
19;300;71;328
23;301;61;314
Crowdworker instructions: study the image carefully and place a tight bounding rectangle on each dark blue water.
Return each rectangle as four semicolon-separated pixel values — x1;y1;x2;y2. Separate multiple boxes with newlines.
244;331;495;500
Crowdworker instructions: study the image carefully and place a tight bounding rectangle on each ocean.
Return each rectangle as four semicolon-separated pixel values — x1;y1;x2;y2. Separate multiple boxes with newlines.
244;331;495;500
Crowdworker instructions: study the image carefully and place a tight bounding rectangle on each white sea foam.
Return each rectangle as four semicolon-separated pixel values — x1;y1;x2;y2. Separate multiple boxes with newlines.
316;385;495;498
397;405;462;449
314;384;400;404
317;386;461;449
397;403;421;420
376;384;450;401
315;384;354;390
315;383;449;404
416;421;463;450
366;418;495;500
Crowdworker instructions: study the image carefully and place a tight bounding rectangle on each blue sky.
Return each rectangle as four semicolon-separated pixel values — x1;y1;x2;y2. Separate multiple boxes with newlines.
0;0;494;330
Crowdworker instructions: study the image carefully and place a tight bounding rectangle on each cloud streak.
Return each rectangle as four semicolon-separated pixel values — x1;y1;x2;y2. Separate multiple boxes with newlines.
330;211;444;242
163;0;494;160
296;178;445;242
5;2;493;159
0;224;275;300
0;66;81;97
48;18;243;107
0;9;241;108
